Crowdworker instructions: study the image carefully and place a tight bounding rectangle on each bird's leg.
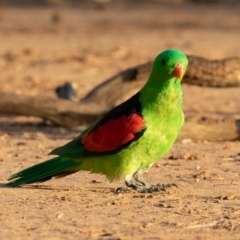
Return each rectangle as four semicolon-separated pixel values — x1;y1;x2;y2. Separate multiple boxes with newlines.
133;170;152;188
116;174;146;193
124;174;146;192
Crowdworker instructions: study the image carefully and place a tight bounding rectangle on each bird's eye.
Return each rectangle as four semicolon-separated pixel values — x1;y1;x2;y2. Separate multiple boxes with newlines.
161;59;166;65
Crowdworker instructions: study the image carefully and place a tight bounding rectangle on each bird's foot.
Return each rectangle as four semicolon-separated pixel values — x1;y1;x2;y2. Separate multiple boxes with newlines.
116;183;177;193
119;174;178;193
132;183;178;193
132;171;178;192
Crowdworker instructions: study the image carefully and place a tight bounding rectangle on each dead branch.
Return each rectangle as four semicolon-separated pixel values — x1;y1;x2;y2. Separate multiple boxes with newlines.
0;92;106;127
0;55;240;141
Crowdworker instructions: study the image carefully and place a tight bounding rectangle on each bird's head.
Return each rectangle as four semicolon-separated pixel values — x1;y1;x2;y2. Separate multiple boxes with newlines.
151;49;188;83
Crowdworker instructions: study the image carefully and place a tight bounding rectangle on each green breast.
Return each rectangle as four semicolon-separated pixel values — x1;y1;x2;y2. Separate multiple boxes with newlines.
132;79;184;167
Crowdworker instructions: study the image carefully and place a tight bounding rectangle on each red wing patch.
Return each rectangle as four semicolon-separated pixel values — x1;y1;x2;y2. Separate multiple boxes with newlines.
81;113;145;152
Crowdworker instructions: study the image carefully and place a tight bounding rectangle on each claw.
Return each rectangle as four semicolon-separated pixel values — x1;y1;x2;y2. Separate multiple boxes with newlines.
152;183;178;192
115;187;130;193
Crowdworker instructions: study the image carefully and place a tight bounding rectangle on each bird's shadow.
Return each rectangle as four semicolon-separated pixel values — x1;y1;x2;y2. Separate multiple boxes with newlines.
0;183;116;193
1;184;57;191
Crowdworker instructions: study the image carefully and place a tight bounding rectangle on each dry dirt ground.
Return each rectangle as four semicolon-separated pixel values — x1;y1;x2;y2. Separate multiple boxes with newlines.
0;1;240;239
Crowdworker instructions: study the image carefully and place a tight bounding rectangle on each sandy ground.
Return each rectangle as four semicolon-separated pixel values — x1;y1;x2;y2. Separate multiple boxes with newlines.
0;1;240;239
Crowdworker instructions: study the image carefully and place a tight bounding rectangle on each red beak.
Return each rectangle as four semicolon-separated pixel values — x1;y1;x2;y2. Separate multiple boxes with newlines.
173;63;184;80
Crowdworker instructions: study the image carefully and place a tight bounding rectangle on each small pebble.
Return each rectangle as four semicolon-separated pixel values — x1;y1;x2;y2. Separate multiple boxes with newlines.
56;213;63;218
181;139;192;144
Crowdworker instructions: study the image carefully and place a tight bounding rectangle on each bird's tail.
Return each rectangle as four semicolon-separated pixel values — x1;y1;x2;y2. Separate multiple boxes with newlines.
5;156;80;187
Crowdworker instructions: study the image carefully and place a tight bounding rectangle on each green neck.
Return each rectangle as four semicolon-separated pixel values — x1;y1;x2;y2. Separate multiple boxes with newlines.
139;75;182;107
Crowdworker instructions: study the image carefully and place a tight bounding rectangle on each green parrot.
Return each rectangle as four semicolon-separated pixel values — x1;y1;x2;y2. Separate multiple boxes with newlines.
6;49;188;192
